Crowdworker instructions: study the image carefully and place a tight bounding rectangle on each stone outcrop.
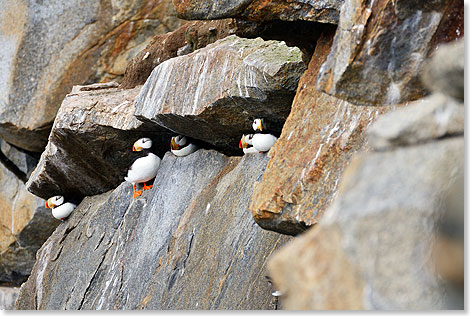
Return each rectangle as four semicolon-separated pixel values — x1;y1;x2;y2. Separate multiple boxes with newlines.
172;0;344;24
422;38;464;102
268;135;464;309
134;35;305;156
121;19;242;89
17;150;292;310
367;93;463;150
0;286;19;310
316;0;464;106
0;141;58;284
0;0;184;152
267;38;464;309
26;83;173;201
249;28;389;235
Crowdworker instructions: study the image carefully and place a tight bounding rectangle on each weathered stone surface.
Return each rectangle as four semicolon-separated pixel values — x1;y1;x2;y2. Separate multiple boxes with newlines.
172;0;344;24
249;29;389;235
134;35;305;156
0;286;19;310
316;0;464;106
367;93;464;150
26;83;173;201
0;141;58;284
17;150;292;310
422;39;464;101
0;0;184;152
121;19;244;89
268;136;464;310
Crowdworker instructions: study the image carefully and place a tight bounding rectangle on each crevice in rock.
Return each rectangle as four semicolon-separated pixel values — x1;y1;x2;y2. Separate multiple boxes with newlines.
0;149;27;183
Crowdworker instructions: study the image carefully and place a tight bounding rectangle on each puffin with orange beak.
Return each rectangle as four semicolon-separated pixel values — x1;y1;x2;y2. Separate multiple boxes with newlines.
125;137;161;198
239;134;258;154
251;118;278;153
45;196;76;221
170;135;199;157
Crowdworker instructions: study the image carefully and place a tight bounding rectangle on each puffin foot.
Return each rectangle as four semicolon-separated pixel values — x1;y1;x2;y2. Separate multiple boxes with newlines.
143;183;153;191
132;184;143;198
61;218;66;221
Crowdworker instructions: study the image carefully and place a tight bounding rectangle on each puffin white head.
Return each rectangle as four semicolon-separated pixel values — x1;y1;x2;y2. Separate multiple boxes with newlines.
239;134;254;148
253;118;264;132
45;196;64;208
170;135;187;150
133;138;152;152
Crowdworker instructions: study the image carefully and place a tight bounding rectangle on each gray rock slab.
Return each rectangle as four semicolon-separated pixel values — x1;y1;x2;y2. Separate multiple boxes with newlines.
367;93;464;150
268;136;464;310
16;149;292;310
0;286;20;310
26;84;173;200
134;35;305;155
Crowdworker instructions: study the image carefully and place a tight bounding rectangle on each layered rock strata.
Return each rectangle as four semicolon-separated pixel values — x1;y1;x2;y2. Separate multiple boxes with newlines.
316;0;464;106
172;0;344;24
134;35;305;156
26;83;172;200
249;28;389;235
17;150;292;310
0;0;184;152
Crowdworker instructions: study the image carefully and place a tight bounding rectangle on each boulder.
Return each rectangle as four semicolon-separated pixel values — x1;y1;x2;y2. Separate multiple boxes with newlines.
267;135;464;310
121;19;243;89
316;0;464;106
0;0;184;152
16;150;292;310
0;286;19;310
172;0;344;24
25;83;174;201
134;35;305;156
249;28;390;235
421;39;464;101
0;141;58;284
367;93;464;150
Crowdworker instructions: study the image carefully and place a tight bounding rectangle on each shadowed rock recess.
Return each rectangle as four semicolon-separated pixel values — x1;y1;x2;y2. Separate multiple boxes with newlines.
17;150;291;310
134;35;305;156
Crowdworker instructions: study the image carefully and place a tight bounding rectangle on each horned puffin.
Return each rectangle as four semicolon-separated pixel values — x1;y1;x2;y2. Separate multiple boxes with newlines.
239;134;258;154
251;118;278;153
125;137;161;198
45;196;76;221
170;135;199;157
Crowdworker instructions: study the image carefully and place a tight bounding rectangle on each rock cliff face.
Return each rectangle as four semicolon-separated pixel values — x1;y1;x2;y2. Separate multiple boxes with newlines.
0;0;184;152
134;35;305;155
267;38;464;310
17;150;291;309
0;0;463;311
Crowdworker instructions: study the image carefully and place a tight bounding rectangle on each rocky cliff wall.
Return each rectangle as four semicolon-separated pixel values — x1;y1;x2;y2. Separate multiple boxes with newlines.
0;0;463;311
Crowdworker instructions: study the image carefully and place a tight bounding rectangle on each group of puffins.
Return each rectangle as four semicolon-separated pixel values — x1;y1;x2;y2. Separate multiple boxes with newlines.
239;118;278;154
45;134;198;221
45;118;278;221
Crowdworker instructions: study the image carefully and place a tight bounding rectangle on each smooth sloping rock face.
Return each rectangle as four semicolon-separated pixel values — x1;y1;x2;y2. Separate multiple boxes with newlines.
367;93;464;150
316;0;464;106
16;150;292;310
422;38;464;101
0;141;58;284
268;136;464;310
249;29;389;235
26;83;173;201
0;0;184;152
172;0;344;24
135;35;305;156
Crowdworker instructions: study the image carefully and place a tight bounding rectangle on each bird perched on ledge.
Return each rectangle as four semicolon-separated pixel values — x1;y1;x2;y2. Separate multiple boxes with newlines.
125;137;161;198
45;196;76;221
170;135;199;157
251;118;278;153
239;134;258;154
